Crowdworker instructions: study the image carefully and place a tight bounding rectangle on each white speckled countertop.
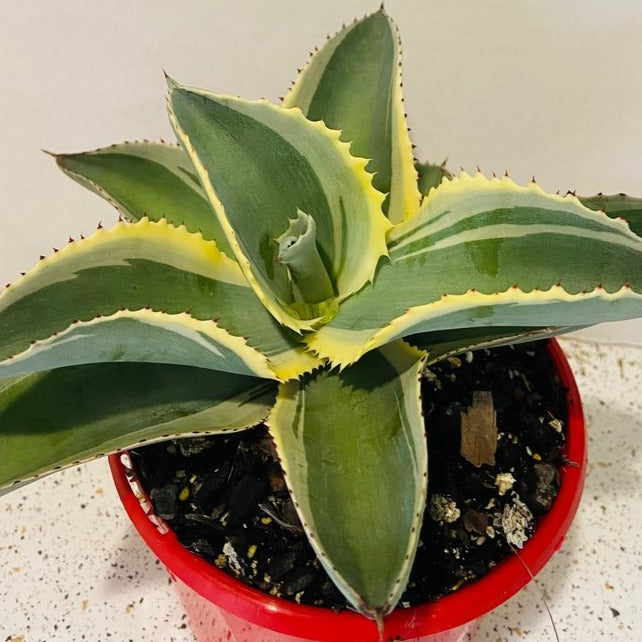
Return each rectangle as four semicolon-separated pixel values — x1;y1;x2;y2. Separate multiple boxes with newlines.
1;337;640;642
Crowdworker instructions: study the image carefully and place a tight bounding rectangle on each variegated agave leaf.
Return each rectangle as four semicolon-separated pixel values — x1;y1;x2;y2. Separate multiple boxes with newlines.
167;85;390;333
0;217;313;489
284;9;420;224
309;173;642;366
0;219;319;382
268;341;427;623
579;192;642;237
0;366;276;493
416;160;452;198
54;141;234;256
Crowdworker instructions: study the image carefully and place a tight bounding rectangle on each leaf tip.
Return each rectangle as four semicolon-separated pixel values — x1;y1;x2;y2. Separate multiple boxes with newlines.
163;69;178;91
375;612;385;640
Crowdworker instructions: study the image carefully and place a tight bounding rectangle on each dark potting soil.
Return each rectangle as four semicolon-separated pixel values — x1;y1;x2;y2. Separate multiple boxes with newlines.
130;340;567;611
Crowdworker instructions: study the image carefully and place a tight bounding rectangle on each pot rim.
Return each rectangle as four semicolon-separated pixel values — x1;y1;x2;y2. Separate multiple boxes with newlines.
109;338;586;640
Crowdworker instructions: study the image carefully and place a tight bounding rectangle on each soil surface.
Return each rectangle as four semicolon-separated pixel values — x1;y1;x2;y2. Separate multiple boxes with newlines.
131;341;567;611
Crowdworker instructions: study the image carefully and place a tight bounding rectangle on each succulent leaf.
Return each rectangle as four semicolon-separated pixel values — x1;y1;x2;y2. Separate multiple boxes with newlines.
409;325;584;364
0;364;276;493
268;341;427;619
579;192;642;237
284;10;420;224
0;310;276;380
0;219;320;381
167;85;390;332
415;160;452;197
309;173;642;365
55;141;234;255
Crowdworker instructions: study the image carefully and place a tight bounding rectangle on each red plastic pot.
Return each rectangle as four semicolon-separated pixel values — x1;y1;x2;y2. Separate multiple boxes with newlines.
109;339;586;642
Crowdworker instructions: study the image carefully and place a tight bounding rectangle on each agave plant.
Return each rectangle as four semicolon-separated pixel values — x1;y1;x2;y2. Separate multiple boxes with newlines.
1;7;641;627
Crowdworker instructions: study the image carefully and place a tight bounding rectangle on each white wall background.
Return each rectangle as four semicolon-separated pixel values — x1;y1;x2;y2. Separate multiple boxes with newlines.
1;0;641;343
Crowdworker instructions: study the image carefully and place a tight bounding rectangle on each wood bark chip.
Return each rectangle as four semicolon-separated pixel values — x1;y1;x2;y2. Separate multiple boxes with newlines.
460;390;497;467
